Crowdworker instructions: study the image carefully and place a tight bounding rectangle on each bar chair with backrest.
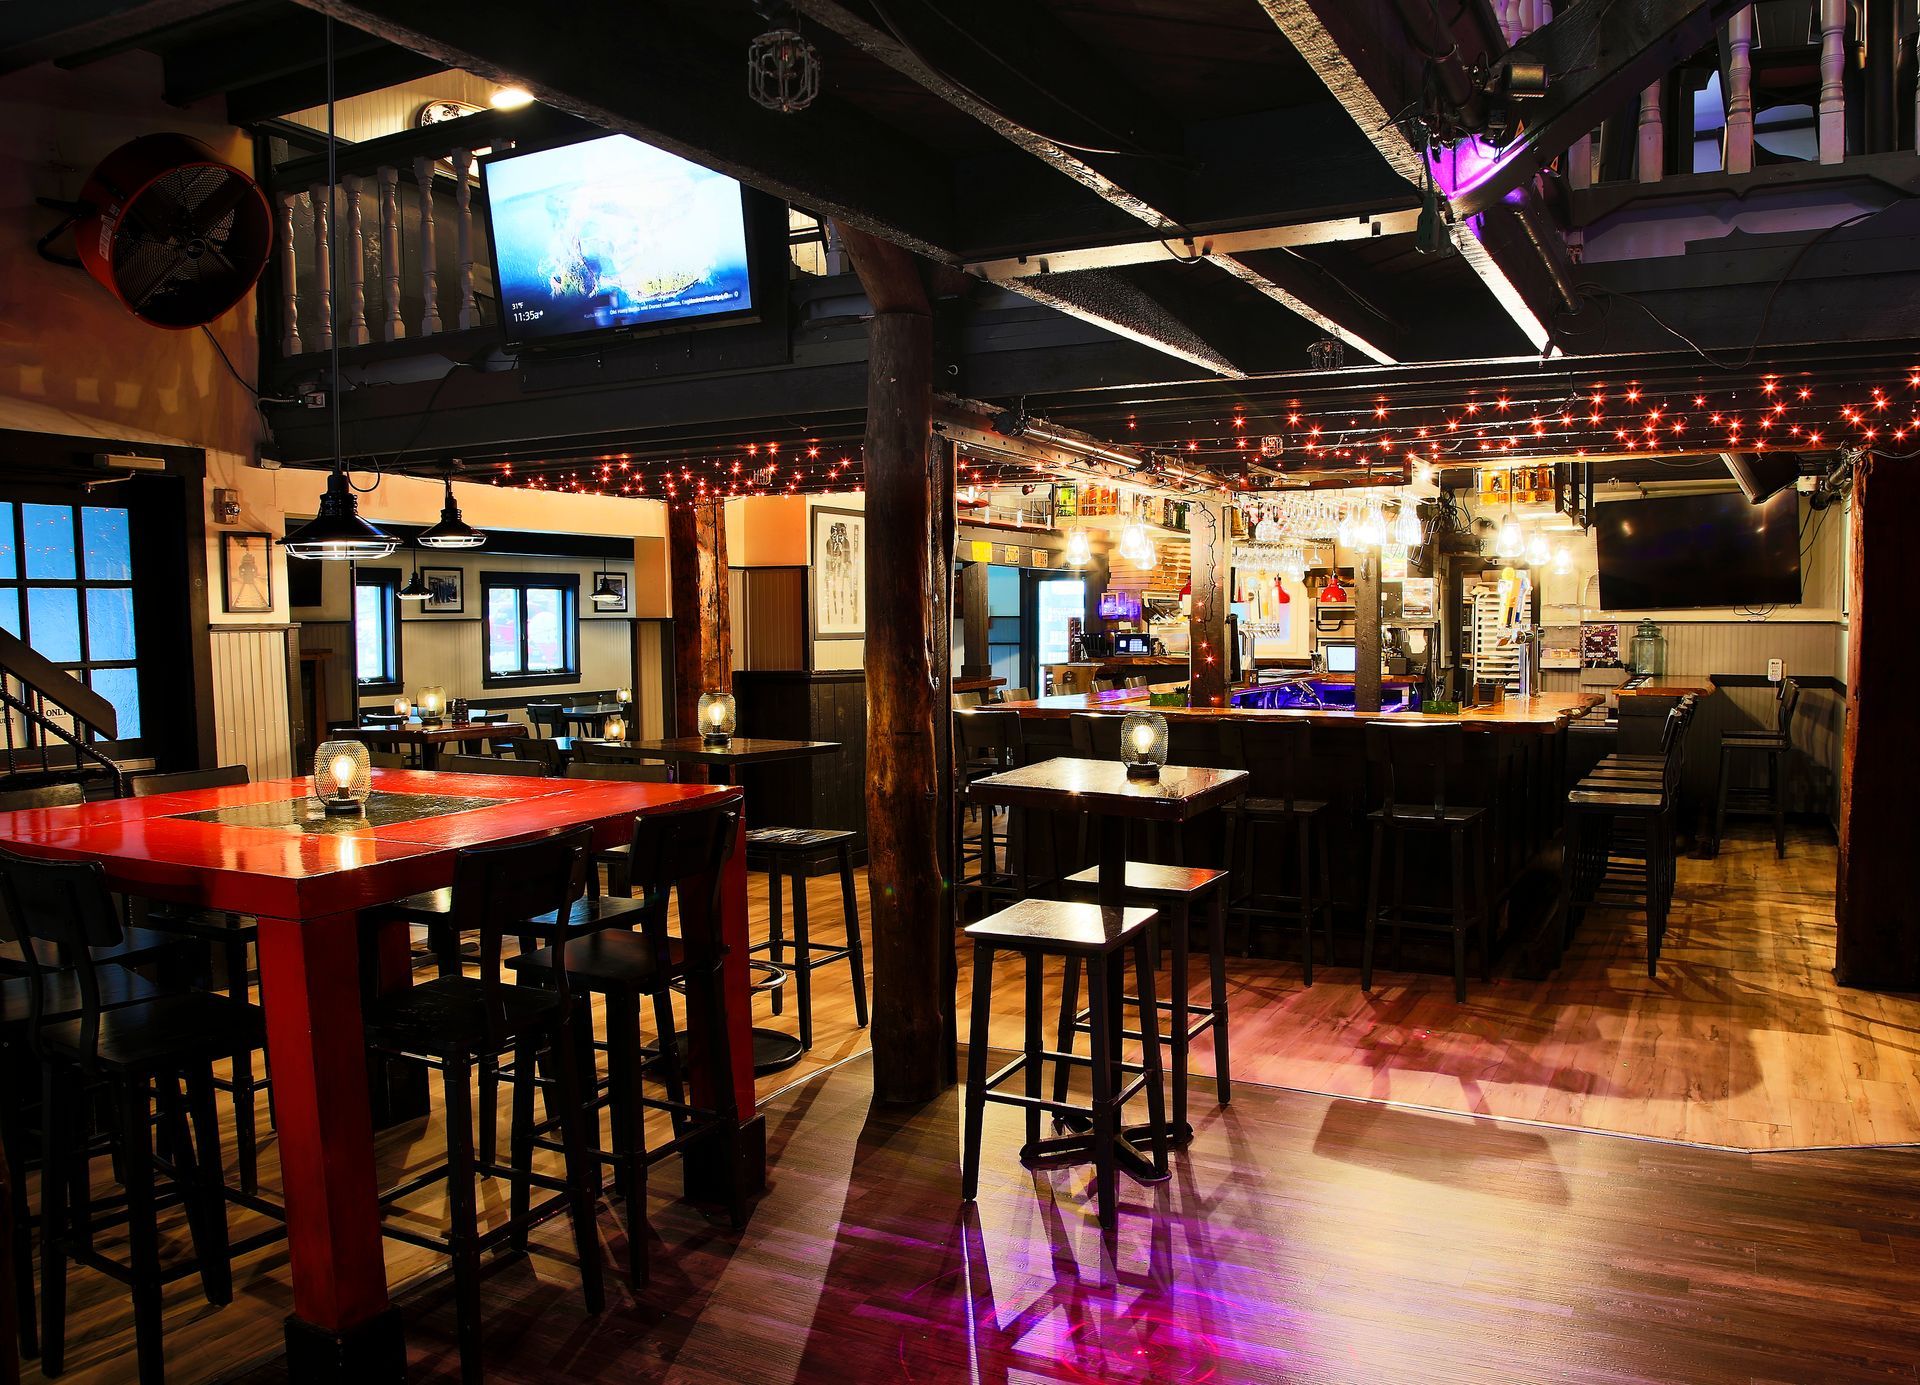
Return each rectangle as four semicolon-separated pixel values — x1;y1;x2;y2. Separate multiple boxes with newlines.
1221;720;1335;979
1565;704;1688;975
0;847;275;1385
438;753;546;778
1713;677;1801;858
362;827;604;1385
1360;721;1491;1002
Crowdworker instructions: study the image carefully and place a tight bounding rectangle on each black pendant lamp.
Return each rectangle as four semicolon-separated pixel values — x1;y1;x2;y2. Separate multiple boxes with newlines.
590;555;622;605
418;476;485;549
277;17;397;564
398;542;431;600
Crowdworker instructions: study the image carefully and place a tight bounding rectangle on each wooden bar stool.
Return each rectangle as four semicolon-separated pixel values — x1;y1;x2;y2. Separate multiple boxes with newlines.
745;827;867;1052
1221;721;1335;980
1360;721;1491;1002
1565;706;1687;976
1713;678;1800;858
1054;860;1232;1141
960;898;1168;1231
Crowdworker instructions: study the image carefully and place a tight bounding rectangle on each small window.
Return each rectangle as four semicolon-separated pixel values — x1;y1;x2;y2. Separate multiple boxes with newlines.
482;573;579;686
354;568;402;692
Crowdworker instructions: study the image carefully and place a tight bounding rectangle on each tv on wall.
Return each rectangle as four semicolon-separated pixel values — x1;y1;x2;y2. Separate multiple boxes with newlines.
1594;490;1801;610
482;133;755;347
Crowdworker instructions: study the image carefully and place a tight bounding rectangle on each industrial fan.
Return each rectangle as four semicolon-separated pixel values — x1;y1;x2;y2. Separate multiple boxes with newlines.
49;133;273;330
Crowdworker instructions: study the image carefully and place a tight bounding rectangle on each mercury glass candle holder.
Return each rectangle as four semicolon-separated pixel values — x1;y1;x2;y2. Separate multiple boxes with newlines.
615;686;632;706
1118;711;1168;780
392;695;412;718
697;691;736;747
417;685;446;726
313;739;371;816
602;714;627;743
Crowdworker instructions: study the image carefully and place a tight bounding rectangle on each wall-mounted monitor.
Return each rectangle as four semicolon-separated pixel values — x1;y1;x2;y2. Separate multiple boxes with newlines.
482;132;755;348
1595;490;1800;609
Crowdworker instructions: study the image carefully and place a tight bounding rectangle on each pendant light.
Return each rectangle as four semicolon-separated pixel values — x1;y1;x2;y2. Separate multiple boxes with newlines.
418;475;486;549
591;553;622;605
277;18;397;564
398;541;430;600
1495;510;1524;560
1064;525;1091;567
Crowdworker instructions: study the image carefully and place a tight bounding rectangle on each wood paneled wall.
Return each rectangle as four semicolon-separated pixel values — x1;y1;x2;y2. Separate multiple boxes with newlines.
736;567;807;671
210;626;294;781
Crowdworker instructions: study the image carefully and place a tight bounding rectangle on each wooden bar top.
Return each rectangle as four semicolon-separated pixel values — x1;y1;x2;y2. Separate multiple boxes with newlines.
996;688;1601;734
1615;679;1717;699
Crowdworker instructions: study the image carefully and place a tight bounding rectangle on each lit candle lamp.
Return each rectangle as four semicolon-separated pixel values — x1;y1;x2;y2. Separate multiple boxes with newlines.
615;687;632;705
417;686;445;726
697;690;736;747
313;739;371;816
603;714;626;743
393;695;412;718
1118;710;1168;780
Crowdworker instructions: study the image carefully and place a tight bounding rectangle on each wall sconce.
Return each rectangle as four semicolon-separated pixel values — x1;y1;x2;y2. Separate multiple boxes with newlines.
314;739;371;817
1118;710;1168;780
697;691;736;746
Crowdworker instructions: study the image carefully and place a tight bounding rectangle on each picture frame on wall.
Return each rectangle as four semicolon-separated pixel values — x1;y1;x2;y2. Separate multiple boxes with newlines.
809;506;865;640
421;567;464;614
592;573;629;614
221;532;273;614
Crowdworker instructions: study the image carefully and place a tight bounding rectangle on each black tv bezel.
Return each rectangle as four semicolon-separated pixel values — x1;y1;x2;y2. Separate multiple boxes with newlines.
478;130;766;353
1594;490;1802;611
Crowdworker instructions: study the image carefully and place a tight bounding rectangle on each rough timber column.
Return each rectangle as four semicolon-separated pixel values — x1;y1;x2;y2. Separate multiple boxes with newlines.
669;498;730;738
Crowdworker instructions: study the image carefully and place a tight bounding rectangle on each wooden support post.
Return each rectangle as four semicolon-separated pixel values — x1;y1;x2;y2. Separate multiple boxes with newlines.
1837;455;1920;989
1354;548;1382;714
668;498;731;740
959;561;990;680
1187;499;1229;708
840;221;954;1104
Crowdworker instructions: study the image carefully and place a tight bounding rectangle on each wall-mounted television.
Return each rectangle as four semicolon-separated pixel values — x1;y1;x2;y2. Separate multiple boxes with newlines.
482;132;755;348
1595;490;1800;610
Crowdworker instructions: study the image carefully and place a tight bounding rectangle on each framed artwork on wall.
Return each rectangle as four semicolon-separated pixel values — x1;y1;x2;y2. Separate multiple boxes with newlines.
221;532;273;614
591;573;629;614
809;506;865;640
421;567;464;613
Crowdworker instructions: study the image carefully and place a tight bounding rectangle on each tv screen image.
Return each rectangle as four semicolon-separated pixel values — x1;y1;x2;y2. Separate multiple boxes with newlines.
483;133;753;345
1594;490;1800;610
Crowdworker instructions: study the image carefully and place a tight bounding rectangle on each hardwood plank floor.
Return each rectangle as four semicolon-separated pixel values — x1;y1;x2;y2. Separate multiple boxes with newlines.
22;820;1920;1383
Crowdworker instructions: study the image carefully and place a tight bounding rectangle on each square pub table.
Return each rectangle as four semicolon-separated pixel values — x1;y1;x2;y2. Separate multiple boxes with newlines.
354;717;529;769
0;768;763;1381
968;757;1247;1170
619;736;840;785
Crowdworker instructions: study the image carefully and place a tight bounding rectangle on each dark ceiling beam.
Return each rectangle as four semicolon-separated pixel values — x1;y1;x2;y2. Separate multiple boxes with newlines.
1454;0;1753;216
1255;0;1568;353
224;44;444;123
1002;269;1247;379
791;0;1407;367
0;0;250;75
287;0;957;261
162;10;387;103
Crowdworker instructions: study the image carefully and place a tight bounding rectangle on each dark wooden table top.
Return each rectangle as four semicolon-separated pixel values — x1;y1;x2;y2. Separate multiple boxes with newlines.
969;756;1247;821
563;703;627;717
354;720;528;746
622;737;841;764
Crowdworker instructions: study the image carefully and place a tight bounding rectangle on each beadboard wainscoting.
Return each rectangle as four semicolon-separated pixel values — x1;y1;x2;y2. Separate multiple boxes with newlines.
210;625;296;782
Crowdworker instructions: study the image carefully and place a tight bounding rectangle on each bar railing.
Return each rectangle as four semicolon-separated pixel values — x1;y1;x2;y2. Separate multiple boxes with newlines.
0;627;127;794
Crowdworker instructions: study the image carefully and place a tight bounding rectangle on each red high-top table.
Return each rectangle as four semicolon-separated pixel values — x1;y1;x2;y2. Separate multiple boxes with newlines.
0;768;764;1381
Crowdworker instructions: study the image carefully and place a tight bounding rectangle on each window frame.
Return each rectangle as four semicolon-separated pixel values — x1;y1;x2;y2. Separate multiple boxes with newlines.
480;571;581;688
352;566;404;695
0;499;144;752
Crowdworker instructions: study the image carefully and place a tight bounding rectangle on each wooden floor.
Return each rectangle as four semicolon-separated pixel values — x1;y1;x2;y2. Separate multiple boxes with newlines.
23;820;1920;1383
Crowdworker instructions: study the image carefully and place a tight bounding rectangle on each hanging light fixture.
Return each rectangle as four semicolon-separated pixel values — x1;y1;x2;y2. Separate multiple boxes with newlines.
1525;531;1551;567
591;553;623;605
1064;525;1092;567
398;541;431;600
1495;510;1524;560
418;475;486;549
1355;499;1388;549
747;11;820;113
278;19;396;564
1551;543;1573;575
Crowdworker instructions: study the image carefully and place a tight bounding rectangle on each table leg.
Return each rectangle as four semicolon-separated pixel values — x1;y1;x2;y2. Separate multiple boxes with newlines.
255;911;404;1381
677;811;766;1215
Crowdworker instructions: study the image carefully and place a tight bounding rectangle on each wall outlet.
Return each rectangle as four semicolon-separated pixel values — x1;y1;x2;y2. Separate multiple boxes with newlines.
1767;658;1784;683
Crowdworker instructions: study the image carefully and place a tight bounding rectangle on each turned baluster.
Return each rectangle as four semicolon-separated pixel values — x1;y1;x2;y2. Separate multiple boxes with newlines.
413;154;442;335
307;183;333;353
342;174;369;345
277;191;301;355
452;146;478;330
1636;80;1664;183
378;165;405;342
1724;6;1755;176
1817;0;1847;164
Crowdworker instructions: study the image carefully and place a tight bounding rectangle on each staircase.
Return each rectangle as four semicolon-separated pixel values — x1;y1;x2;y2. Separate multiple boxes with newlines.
0;626;128;797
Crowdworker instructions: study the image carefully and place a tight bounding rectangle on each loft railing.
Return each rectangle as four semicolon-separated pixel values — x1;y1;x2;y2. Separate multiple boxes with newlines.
1501;1;1912;192
0;627;127;795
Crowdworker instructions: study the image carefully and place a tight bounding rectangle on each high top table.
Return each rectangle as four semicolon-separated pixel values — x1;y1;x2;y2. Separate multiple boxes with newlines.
968;757;1248;1173
0;768;762;1382
618;736;840;785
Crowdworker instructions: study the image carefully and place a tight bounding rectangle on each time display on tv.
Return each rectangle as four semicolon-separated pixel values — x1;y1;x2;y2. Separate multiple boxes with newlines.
484;133;753;345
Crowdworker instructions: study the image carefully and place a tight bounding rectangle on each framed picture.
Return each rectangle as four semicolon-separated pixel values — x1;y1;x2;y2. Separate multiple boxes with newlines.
221;532;273;614
421;567;464;613
809;507;865;640
591;573;628;614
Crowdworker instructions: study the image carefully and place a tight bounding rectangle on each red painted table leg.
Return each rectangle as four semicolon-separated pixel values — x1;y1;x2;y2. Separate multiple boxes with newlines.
255;911;404;1379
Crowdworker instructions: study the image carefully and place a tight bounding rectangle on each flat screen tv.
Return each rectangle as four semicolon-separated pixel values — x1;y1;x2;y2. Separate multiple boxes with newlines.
1595;490;1800;610
482;133;754;347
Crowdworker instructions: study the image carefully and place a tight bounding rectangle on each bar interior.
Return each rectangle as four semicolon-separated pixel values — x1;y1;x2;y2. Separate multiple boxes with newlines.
0;1;1915;1380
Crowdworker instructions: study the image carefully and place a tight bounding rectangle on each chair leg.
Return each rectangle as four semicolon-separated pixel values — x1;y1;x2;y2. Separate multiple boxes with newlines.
1316;817;1335;962
1132;935;1169;1179
1712;745;1732;858
767;868;785;1017
180;1065;232;1306
1207;886;1231;1104
1051;955;1081;1109
960;942;994;1201
440;1057;486;1385
1022;954;1042;1150
115;1077;166;1385
1361;821;1383;991
38;1066;68;1377
1449;827;1469;1003
792;868;814;1052
1475;819;1491;983
1168;899;1191;1138
547;1017;605;1316
648;986;688;1135
1390;827;1407;972
1771;748;1786;858
508;1039;536;1251
1;1075;37;1361
838;843;868;1029
1084;953;1119;1232
225;935;259;1197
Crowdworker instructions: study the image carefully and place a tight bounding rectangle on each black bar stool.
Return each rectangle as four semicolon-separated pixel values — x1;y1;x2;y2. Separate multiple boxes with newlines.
1054;861;1232;1140
509;805;746;1285
745;827;867;1052
1221;721;1335;980
960;898;1167;1232
363;827;604;1385
1360;721;1491;1002
1713;678;1800;858
1564;704;1688;976
0;848;277;1385
953;709;1020;911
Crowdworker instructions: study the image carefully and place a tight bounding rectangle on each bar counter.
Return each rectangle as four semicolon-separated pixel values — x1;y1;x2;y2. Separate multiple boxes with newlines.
1000;687;1601;732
